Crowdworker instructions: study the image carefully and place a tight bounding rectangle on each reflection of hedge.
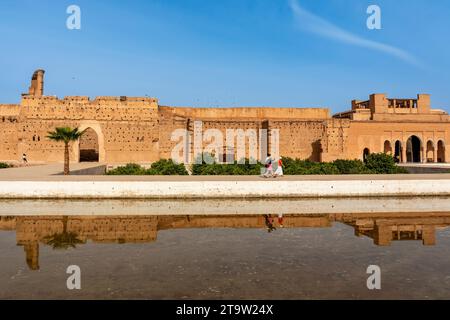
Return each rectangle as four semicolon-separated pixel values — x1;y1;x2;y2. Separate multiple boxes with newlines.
106;160;188;175
192;154;263;175
0;162;10;169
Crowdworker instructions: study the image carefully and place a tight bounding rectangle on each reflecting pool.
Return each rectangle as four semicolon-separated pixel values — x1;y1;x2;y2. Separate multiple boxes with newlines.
1;198;450;299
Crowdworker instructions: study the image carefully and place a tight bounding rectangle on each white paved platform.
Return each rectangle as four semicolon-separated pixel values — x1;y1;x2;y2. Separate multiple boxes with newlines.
1;164;450;199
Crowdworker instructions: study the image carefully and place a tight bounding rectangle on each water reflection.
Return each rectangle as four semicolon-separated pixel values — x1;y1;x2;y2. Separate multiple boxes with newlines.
1;211;450;271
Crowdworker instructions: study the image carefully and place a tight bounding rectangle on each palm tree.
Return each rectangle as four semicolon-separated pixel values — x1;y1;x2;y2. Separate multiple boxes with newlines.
47;127;85;175
44;216;84;250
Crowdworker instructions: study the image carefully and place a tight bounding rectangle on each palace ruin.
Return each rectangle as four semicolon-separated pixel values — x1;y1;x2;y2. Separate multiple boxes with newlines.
0;70;448;164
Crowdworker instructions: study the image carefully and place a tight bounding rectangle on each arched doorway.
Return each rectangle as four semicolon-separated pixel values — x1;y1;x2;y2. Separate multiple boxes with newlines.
406;135;421;163
79;128;99;162
363;148;370;163
383;140;392;155
394;141;402;163
426;141;434;163
437;140;445;163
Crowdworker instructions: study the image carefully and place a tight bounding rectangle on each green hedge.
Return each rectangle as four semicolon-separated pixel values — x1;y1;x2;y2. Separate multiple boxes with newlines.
0;162;10;169
146;159;189;175
365;153;408;174
106;154;407;176
106;159;188;175
283;153;408;175
192;154;263;175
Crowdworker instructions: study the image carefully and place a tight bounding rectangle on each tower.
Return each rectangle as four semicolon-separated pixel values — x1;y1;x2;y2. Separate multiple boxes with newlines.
28;69;45;97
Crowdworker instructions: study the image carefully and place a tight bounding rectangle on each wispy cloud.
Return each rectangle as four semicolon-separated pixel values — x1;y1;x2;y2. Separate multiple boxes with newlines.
288;0;421;67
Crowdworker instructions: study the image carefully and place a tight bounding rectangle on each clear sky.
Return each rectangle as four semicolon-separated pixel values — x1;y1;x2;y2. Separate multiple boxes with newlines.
1;0;449;114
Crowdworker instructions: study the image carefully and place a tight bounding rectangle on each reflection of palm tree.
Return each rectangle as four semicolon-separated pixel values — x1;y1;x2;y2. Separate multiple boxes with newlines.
44;216;83;250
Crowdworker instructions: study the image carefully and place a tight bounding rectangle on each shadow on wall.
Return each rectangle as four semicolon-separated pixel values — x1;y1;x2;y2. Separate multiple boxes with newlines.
309;140;322;162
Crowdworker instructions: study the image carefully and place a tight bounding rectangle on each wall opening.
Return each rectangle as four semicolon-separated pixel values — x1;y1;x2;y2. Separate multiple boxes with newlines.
437;140;445;163
363;148;370;163
79;128;99;162
406;135;421;163
394;141;402;163
426;141;434;163
383;140;392;155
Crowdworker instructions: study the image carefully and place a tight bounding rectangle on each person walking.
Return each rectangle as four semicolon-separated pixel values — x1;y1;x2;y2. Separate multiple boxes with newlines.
274;157;284;177
263;154;273;178
22;153;28;165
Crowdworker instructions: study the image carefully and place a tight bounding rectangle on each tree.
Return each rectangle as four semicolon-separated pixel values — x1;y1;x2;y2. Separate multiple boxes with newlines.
47;127;85;175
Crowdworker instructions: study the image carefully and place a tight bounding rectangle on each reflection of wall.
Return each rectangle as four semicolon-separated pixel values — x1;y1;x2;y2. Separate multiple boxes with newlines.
4;215;333;270
157;215;331;229
0;216;16;230
15;216;158;244
2;213;450;270
337;212;450;246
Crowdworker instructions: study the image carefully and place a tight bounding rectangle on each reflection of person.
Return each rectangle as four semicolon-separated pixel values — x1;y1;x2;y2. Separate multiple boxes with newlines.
264;214;277;233
274;158;283;177
278;214;284;228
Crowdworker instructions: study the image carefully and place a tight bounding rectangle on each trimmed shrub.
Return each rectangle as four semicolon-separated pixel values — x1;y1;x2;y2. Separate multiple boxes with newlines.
282;158;339;175
282;154;406;175
191;153;263;175
106;160;188;175
106;163;145;175
146;159;188;175
0;162;10;169
365;153;407;174
332;159;370;174
106;154;407;176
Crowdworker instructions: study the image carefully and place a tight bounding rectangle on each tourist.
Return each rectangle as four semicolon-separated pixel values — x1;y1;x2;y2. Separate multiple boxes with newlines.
263;154;273;178
274;157;284;178
22;153;28;164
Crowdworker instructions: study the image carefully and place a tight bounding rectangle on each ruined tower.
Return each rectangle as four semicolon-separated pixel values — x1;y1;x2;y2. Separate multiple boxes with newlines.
28;69;45;97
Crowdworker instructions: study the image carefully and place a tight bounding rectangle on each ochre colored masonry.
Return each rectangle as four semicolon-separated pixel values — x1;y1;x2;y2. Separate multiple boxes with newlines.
0;70;449;164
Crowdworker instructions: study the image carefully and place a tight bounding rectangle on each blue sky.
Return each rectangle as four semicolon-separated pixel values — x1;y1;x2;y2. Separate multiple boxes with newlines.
1;0;449;113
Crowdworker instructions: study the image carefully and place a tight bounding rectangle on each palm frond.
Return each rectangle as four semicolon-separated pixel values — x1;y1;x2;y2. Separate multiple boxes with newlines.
47;127;86;143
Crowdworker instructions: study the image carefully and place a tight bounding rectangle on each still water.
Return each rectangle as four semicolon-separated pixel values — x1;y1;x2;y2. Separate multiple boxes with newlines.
1;198;450;299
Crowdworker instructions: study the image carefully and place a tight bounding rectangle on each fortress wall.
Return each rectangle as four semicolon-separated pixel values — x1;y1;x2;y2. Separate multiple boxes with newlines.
158;108;189;161
0;107;20;161
320;119;351;162
200;119;263;161
13;96;161;163
101;119;159;163
0;104;21;116
162;106;330;120
158;106;330;162
2;75;450;165
272;120;326;160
